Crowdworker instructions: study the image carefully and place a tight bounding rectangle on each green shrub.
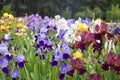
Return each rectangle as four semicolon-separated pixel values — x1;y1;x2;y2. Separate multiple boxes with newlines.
62;7;72;19
0;5;13;16
93;6;103;18
75;7;93;19
106;4;120;22
75;11;85;19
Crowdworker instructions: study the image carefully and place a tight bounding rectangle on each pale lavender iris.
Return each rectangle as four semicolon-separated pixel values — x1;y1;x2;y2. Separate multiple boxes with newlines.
0;43;8;53
51;47;63;62
40;27;48;33
81;18;91;28
67;19;74;27
49;19;56;27
43;16;50;27
61;42;71;54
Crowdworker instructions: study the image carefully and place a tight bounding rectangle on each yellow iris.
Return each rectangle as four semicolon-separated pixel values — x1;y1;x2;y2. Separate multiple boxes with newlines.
96;18;102;21
17;23;22;28
3;13;9;17
22;25;27;29
18;18;23;23
73;51;83;59
0;20;4;25
20;28;26;33
78;23;89;32
6;26;10;29
8;21;12;26
15;33;22;36
8;14;14;20
0;26;9;33
0;26;5;30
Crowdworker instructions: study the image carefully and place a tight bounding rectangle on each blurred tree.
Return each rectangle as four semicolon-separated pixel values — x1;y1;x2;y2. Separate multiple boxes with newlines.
111;0;120;5
0;5;13;16
0;0;11;10
61;7;72;19
106;4;120;22
0;0;119;21
93;6;103;18
75;7;93;19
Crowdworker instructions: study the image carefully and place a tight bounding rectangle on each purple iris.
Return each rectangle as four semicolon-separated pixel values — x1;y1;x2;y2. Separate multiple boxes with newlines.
54;52;63;61
51;42;71;66
11;69;19;80
0;58;9;74
59;63;70;80
8;44;12;51
43;38;52;49
3;34;14;42
0;43;8;53
50;60;58;66
59;63;70;73
61;42;71;54
53;47;63;61
39;32;47;39
4;53;13;61
34;22;40;29
40;27;48;33
115;28;120;34
50;48;63;66
59;73;65;80
57;29;68;40
2;38;9;42
36;38;52;50
109;24;118;33
16;54;26;68
35;33;47;49
27;14;42;31
43;16;51;27
61;42;71;59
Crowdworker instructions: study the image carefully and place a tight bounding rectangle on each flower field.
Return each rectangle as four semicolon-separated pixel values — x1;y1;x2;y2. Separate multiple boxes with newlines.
0;13;120;80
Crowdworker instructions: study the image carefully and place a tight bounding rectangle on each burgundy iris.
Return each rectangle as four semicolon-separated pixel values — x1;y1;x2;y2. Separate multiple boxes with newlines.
67;58;86;77
88;73;102;80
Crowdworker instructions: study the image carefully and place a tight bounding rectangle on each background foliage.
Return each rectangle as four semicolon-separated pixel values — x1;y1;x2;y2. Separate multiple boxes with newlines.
0;0;120;21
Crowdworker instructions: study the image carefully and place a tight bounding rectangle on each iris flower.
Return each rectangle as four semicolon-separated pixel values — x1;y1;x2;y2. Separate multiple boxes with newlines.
16;54;27;68
11;69;19;80
0;58;9;74
59;63;70;80
4;52;13;61
77;23;89;32
0;43;8;53
88;73;102;80
73;51;83;59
